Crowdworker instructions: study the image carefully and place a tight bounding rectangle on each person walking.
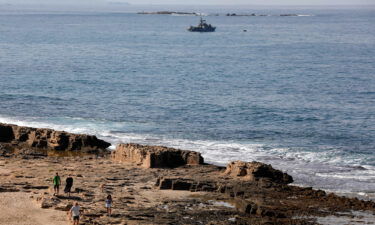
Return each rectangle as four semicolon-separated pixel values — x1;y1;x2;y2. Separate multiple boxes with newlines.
69;202;81;225
64;175;74;197
105;194;113;216
53;172;61;196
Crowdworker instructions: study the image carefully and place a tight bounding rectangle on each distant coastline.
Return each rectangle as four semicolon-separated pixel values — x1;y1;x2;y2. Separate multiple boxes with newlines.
136;11;312;17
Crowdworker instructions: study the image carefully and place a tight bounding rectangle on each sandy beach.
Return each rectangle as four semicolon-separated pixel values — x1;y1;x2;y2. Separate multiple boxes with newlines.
0;192;66;225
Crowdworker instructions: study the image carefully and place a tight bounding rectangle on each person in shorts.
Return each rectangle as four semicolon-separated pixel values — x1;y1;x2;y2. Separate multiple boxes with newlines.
69;202;81;225
53;172;61;196
105;194;113;216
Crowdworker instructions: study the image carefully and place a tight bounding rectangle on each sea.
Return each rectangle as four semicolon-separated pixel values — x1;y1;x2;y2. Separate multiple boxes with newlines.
0;4;374;199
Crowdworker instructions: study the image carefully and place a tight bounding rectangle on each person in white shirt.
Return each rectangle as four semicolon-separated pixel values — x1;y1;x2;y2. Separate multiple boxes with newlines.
69;202;82;225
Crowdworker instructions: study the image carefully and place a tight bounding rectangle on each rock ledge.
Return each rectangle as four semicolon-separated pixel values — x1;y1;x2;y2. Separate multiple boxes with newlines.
112;143;204;168
225;161;293;184
0;123;110;152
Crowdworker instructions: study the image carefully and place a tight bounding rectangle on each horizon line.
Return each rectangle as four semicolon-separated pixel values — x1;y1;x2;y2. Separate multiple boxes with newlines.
1;3;375;6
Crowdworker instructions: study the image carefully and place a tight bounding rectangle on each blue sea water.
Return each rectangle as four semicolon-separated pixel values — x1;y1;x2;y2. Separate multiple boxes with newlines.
0;5;374;198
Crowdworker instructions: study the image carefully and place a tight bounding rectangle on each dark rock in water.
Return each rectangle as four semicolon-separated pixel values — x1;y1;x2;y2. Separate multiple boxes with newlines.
224;161;293;184
0;123;110;152
138;11;198;15
280;14;298;16
112;143;204;168
226;13;256;16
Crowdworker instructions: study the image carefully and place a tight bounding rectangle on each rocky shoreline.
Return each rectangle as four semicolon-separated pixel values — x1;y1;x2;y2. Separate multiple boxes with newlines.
1;123;374;225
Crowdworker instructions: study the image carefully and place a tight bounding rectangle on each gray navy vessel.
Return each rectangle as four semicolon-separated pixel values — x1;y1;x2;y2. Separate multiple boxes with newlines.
188;17;216;32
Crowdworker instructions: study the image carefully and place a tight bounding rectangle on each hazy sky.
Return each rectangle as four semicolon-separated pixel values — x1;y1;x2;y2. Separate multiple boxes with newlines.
0;0;373;5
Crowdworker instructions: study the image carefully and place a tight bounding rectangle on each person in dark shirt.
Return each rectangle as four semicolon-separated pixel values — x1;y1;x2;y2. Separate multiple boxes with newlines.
64;175;74;197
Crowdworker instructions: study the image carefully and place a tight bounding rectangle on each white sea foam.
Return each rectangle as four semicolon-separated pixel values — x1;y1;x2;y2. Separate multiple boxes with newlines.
299;210;375;225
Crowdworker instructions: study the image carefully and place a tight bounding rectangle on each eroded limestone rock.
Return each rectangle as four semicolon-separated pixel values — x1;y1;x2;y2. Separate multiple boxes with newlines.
224;161;293;184
35;195;61;209
112;143;204;168
0;123;110;152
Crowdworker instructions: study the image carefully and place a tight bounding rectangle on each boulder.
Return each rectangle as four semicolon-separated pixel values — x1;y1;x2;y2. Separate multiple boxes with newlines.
0;143;11;157
224;161;293;184
112;143;204;168
0;123;110;152
35;196;61;209
54;203;73;211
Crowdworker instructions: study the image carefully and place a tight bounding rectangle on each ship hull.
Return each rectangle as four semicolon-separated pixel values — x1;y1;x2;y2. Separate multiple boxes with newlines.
188;27;216;32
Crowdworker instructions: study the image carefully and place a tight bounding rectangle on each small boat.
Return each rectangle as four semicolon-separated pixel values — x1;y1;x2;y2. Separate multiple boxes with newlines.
188;17;216;32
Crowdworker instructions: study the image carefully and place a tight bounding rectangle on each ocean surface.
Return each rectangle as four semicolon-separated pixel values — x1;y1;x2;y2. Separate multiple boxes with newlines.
0;5;374;199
